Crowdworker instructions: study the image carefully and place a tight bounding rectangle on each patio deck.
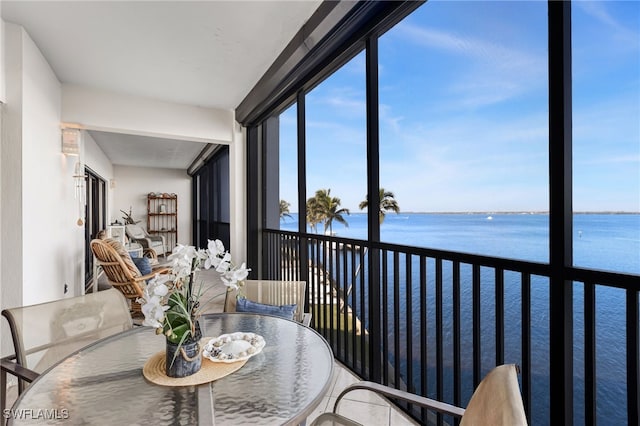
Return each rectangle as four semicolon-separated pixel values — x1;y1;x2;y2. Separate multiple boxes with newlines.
3;270;416;425
199;269;418;425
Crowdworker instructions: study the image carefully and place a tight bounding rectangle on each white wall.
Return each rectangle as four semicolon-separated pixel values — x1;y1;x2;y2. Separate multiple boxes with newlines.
62;84;234;144
0;16;6;360
113;165;192;249
1;16;6;103
83;129;115;223
61;84;240;253
1;23;83;312
1;22;23;324
21;26;84;303
0;19;247;358
84;130;114;186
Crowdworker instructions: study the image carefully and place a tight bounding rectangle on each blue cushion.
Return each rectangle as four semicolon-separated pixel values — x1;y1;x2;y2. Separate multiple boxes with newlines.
132;257;152;276
235;297;296;321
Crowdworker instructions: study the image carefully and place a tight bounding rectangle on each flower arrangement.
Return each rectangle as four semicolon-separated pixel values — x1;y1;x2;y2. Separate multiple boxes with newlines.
138;239;250;348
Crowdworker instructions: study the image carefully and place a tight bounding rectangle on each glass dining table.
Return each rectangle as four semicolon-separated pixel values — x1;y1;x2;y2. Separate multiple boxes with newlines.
6;313;334;425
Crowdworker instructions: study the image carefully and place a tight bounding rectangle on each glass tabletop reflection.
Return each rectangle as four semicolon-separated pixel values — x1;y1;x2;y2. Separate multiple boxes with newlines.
7;313;334;426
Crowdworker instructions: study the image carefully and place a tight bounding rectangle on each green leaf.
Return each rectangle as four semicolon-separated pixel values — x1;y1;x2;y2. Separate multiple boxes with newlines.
168;292;186;308
166;323;191;344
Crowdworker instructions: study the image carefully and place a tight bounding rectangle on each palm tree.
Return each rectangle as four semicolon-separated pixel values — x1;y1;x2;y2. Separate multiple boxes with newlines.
323;193;350;235
306;189;350;235
279;199;292;220
306;195;323;233
359;188;400;224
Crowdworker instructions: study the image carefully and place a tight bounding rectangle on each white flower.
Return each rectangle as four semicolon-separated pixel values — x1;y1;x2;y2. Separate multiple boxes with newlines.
234;262;250;281
137;239;250;340
168;245;206;281
208;239;226;257
204;239;230;271
214;252;232;273
141;299;169;328
221;262;251;289
137;274;173;328
152;282;169;297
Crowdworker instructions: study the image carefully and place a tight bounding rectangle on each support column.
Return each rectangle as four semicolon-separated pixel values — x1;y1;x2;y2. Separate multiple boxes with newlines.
366;36;381;382
548;1;573;424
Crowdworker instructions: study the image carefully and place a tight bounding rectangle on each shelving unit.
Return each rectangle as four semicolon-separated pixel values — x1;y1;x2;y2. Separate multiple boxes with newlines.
147;193;177;251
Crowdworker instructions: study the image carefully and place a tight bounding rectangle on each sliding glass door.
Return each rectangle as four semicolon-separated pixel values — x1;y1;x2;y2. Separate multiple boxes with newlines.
84;168;106;284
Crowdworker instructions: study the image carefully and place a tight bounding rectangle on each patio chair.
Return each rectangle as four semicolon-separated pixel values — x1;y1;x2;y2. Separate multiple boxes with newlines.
224;280;311;326
142;247;159;264
125;223;167;257
90;238;171;317
1;288;133;417
311;364;527;426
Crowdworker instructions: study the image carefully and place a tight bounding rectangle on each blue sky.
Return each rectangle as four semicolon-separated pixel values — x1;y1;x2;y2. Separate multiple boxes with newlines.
280;1;639;213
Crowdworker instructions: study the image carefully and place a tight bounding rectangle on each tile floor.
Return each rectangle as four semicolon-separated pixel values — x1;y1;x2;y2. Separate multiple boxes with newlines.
196;270;418;425
3;271;417;425
307;361;419;425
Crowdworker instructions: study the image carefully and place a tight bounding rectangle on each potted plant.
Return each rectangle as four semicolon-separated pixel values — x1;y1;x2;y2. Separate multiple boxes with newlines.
138;240;249;377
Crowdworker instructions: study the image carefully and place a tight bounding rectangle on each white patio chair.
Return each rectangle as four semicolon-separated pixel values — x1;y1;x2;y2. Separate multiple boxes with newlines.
125;224;166;257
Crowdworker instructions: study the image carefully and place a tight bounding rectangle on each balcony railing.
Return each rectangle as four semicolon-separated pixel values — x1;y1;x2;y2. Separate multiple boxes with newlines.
263;229;639;425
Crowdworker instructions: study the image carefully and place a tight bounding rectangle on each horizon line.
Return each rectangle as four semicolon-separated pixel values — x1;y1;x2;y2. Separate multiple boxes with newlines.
284;210;640;215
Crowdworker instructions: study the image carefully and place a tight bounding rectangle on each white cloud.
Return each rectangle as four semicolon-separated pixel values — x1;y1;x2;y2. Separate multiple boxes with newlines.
282;2;638;213
577;1;640;49
376;107;550;212
308;86;366;120
392;22;547;110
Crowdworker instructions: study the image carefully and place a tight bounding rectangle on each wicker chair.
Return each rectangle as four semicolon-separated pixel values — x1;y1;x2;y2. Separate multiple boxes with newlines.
90;238;171;316
125;224;166;257
142;247;159;264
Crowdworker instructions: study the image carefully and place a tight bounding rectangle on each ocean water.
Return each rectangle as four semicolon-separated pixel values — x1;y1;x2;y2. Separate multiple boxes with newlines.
282;212;640;274
279;213;640;424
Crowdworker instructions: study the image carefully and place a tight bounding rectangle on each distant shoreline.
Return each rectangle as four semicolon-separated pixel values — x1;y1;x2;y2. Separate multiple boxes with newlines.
399;211;640;215
287;211;640;215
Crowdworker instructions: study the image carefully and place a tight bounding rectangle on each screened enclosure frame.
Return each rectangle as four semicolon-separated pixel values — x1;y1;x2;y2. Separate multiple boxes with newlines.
239;2;639;424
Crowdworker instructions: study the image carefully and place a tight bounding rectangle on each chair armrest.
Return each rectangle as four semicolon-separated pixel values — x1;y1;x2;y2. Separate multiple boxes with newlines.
132;267;171;285
129;237;151;249
151;265;171;274
1;358;39;383
148;235;165;244
143;248;158;262
0;358;37;421
334;381;465;419
144;266;171;279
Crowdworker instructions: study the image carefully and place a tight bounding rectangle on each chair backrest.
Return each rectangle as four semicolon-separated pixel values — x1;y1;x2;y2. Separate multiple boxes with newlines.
224;280;307;323
319;363;526;426
2;288;132;377
90;238;143;300
460;364;527;425
125;224;148;239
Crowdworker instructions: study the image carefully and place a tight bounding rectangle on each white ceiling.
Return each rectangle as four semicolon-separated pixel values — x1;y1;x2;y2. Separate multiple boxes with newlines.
2;0;322;169
87;130;207;170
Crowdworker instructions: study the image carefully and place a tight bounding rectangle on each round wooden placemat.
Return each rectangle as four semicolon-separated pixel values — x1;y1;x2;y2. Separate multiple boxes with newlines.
142;338;247;387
